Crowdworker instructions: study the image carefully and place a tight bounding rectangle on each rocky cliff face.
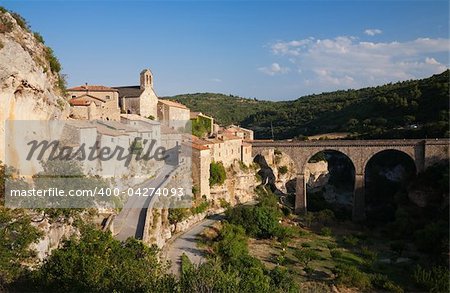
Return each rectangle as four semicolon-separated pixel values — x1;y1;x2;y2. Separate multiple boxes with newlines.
0;10;69;161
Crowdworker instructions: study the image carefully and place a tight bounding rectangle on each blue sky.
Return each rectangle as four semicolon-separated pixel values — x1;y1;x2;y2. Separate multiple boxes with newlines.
2;0;449;100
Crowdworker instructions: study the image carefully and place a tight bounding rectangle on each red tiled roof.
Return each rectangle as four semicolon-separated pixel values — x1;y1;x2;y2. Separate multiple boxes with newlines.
221;133;242;140
69;97;91;106
68;85;118;92
192;143;210;151
158;99;188;109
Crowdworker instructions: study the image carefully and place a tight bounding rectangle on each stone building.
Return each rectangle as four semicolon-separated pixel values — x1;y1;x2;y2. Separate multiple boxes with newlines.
241;142;253;166
157;99;190;130
224;125;254;141
67;85;120;121
114;69;158;119
190;137;211;199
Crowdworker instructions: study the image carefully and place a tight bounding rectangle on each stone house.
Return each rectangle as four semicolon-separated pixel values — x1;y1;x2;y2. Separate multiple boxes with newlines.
190;139;211;199
224;125;254;141
157;99;190;130
114;69;158;119
67;85;120;121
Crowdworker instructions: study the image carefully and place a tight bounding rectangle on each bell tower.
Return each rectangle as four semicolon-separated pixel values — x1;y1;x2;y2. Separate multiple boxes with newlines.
140;69;153;90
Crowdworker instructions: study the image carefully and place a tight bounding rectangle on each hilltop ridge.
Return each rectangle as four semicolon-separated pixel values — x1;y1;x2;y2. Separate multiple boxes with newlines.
165;70;449;140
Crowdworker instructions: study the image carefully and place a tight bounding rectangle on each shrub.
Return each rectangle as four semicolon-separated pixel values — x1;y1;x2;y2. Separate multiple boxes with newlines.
360;246;377;266
214;223;249;264
414;222;446;256
226;205;280;239
168;208;190;224
314;209;335;226
334;264;371;290
342;235;359;246
413;265;449;293
274;226;295;243
320;227;332;237
326;243;337;250
330;249;342;259
209;161;226;186
255;186;278;208
45;47;61;73
293;248;320;270
191;200;209;215
219;198;230;209
10;12;29;31
269;267;299;293
278;165;288;175
371;274;404;293
33;32;45;44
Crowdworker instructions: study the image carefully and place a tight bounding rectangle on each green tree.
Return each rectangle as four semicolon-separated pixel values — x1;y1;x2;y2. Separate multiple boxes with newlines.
36;225;173;292
209;161;226;186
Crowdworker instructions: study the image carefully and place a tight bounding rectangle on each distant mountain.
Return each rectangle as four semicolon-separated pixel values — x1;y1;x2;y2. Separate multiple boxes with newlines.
164;70;449;140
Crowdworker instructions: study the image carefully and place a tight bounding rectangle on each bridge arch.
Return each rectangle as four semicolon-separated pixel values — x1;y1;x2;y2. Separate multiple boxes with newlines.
364;149;417;222
304;150;356;217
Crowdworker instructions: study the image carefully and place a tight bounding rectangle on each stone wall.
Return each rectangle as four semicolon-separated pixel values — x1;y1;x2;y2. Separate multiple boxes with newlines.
192;147;211;199
139;87;158;119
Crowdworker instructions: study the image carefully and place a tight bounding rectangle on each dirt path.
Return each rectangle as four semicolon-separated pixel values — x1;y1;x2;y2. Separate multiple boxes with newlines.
164;214;224;276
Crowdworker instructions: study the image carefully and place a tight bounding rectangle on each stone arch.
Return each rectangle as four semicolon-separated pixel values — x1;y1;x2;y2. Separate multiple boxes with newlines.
303;150;356;214
364;149;418;222
363;148;417;177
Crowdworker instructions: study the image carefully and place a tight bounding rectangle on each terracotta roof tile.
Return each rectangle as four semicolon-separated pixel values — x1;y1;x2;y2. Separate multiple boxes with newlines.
158;99;188;109
68;85;118;92
69;97;91;106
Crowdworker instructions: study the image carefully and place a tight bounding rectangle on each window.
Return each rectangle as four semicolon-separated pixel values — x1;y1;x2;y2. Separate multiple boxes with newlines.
72;95;76;98
105;95;111;100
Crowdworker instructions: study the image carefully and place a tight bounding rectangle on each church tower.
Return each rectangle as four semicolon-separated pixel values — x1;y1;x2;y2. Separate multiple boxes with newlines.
140;69;153;90
138;68;158;119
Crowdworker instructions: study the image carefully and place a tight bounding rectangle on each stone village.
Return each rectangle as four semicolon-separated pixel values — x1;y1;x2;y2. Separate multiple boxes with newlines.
65;68;254;201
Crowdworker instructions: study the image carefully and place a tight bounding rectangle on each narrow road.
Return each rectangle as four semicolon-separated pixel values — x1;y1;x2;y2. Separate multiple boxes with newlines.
165;214;224;276
164;201;256;275
114;163;177;241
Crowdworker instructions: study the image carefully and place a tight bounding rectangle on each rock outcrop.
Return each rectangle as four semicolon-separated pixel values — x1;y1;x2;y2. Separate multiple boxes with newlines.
0;10;69;161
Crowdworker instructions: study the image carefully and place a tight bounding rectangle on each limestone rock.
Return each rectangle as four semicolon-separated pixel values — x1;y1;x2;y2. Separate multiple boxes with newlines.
0;10;69;161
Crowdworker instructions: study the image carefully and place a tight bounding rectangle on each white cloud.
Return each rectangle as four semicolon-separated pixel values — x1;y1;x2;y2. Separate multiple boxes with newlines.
210;78;222;82
267;36;449;90
364;28;383;36
258;62;290;76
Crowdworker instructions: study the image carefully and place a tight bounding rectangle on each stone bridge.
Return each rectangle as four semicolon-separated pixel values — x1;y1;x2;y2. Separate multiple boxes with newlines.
251;139;449;221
